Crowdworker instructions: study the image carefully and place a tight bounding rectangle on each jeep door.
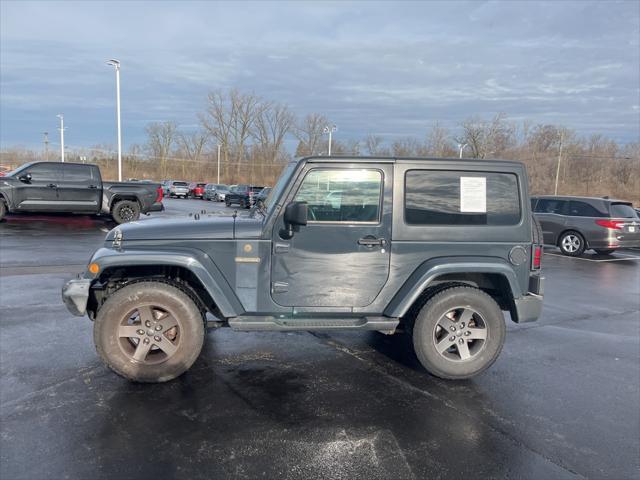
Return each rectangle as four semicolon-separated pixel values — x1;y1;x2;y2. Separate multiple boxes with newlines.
13;163;61;211
271;163;392;308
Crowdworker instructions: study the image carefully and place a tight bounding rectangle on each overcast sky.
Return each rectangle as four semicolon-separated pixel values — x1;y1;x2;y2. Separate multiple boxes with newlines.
1;0;638;153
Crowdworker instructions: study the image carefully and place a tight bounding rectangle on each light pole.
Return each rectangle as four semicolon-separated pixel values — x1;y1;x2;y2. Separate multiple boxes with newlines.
56;114;65;162
458;143;468;159
217;143;221;184
43;132;49;160
554;130;564;195
107;59;123;181
323;124;337;156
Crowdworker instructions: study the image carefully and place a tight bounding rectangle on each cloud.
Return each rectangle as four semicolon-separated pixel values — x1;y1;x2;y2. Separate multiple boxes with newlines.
1;0;638;148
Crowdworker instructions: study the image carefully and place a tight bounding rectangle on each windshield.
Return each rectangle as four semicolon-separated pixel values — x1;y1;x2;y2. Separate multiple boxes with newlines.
264;162;297;212
4;162;33;177
173;181;188;186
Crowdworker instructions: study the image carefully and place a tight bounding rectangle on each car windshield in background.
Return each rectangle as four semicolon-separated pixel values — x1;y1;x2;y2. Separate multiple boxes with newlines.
610;203;637;218
173;181;188;186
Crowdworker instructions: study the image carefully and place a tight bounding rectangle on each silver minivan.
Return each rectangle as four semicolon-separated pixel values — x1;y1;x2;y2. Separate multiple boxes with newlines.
531;195;640;256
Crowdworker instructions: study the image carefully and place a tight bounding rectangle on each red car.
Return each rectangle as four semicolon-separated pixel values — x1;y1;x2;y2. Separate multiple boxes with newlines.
188;182;207;199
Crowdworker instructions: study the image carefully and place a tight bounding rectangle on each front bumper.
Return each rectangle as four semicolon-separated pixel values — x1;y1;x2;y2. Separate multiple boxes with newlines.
62;278;92;316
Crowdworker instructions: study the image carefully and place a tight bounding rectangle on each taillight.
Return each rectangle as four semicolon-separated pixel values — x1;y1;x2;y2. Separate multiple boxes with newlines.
595;219;623;230
532;245;542;270
156;186;163;203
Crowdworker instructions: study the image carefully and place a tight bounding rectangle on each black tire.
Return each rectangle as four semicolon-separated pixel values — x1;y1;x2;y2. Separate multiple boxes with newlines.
594;249;616;255
558;230;586;256
225;199;231;207
240;199;246;209
111;200;140;224
412;286;506;380
0;199;6;221
94;282;205;383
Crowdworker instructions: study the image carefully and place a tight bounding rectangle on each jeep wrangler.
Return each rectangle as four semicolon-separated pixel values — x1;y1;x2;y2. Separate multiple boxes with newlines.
63;156;544;382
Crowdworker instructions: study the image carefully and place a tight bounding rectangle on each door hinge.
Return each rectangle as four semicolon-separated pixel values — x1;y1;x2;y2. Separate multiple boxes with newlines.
272;281;289;293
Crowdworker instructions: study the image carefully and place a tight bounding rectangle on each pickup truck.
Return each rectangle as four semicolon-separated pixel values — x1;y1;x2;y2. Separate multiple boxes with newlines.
63;156;544;383
225;184;265;208
0;161;163;224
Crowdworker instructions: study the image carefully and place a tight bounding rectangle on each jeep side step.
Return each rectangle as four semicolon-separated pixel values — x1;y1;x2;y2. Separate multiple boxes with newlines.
228;316;399;334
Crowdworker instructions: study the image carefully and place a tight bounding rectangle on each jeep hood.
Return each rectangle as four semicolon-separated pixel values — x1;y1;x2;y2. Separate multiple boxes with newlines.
104;214;262;242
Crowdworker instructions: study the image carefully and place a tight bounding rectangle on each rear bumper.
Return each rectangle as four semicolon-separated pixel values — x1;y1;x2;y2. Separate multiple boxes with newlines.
61;278;92;316
148;201;164;212
513;275;544;323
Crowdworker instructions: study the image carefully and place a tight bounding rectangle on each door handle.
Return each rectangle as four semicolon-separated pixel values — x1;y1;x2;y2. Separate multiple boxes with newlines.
47;183;57;188
358;236;387;247
88;185;98;189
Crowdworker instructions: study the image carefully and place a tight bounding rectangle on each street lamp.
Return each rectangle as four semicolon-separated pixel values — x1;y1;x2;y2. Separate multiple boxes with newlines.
217;143;222;184
106;59;122;181
458;143;468;159
323;124;337;156
56;114;65;162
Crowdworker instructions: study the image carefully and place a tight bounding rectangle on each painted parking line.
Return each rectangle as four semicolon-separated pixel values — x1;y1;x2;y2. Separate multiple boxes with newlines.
544;252;640;262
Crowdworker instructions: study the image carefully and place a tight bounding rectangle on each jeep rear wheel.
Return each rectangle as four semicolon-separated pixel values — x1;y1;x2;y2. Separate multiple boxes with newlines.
412;286;505;379
94;282;205;383
111;200;140;224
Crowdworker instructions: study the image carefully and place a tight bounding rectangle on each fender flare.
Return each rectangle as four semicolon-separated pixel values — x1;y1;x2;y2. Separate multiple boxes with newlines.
89;247;244;318
384;256;523;318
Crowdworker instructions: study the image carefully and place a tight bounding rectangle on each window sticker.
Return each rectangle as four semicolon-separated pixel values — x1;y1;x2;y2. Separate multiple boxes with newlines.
460;177;486;213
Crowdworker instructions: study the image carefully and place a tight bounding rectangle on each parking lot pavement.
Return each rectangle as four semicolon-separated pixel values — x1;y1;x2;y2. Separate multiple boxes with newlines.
1;201;639;479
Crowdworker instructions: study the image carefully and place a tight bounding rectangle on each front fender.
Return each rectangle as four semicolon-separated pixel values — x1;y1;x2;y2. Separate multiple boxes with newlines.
88;247;244;317
384;256;523;318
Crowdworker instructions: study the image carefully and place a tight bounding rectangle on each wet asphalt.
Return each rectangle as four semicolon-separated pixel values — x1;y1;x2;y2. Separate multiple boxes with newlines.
0;199;639;480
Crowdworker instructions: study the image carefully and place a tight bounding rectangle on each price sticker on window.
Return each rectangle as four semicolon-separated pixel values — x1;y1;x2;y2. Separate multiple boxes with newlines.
460;177;487;213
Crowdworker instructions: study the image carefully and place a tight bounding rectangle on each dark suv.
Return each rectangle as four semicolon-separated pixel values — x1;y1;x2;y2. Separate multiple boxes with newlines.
62;156;544;383
531;195;640;256
225;184;264;208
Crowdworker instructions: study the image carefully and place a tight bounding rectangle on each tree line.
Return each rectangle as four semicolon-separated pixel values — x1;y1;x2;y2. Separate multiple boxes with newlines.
1;88;638;202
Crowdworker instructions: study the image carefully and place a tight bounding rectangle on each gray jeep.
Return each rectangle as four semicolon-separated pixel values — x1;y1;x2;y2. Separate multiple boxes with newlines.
62;156;544;382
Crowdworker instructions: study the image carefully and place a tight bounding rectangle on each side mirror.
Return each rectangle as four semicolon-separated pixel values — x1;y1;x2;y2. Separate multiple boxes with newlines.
18;173;32;183
280;201;308;239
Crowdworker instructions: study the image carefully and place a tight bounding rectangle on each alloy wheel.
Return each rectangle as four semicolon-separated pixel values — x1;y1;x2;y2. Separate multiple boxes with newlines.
432;307;488;362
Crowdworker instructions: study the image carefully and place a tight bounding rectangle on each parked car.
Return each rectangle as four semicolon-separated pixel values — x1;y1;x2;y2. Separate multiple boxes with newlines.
164;181;189;198
225;184;265;208
203;184;229;201
188;182;207;199
531;195;640;256
0;161;163;223
63;156;544;383
253;187;272;205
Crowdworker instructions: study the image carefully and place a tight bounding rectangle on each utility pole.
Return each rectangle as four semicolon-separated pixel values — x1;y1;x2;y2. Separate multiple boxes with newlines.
323;124;337;156
217;143;221;184
107;59;123;181
56;114;65;162
554;130;564;195
43;132;49;160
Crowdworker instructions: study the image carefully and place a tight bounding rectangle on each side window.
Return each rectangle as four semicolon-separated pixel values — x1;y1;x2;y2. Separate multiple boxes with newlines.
294;169;382;223
567;201;606;217
25;163;61;181
404;170;520;226
536;199;566;214
62;164;93;182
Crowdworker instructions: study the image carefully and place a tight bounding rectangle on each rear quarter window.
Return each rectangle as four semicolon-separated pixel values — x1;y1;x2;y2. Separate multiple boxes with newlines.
610;203;636;218
404;170;521;226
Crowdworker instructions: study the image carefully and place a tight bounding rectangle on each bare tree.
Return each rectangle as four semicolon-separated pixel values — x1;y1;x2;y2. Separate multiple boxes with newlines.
364;134;384;155
425;123;453;157
253;102;295;161
458;113;515;159
145;121;177;177
294;113;328;156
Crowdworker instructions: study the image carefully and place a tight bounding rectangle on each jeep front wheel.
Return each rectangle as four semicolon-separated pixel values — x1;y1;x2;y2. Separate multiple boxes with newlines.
94;282;205;383
412;286;505;379
111;200;140;224
0;199;6;221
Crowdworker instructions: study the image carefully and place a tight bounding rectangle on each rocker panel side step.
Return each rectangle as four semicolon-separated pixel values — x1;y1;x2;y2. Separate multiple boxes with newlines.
228;316;399;333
